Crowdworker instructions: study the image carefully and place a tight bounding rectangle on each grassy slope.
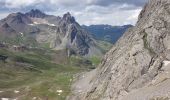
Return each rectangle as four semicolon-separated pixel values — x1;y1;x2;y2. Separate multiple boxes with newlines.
0;48;85;100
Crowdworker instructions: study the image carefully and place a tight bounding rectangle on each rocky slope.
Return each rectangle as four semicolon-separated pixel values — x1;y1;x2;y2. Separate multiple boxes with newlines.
82;24;132;43
69;0;170;99
0;9;101;56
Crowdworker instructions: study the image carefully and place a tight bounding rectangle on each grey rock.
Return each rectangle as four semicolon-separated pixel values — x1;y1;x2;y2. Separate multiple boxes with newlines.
69;0;170;99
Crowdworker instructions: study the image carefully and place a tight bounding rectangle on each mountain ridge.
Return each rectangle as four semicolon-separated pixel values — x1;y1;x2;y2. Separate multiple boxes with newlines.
82;24;132;43
0;9;102;56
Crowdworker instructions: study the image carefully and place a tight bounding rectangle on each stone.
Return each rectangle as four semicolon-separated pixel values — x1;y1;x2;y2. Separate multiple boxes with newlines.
69;0;170;99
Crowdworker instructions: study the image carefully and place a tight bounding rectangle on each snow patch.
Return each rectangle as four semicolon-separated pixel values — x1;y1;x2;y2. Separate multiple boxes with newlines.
57;90;63;93
33;97;37;100
47;23;56;26
0;91;3;93
28;24;34;26
57;90;63;95
33;22;39;24
1;98;9;100
19;32;24;37
28;22;56;26
14;90;20;93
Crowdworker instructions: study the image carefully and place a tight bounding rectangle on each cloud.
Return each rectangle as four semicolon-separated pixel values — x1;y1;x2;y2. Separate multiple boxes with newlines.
1;0;147;9
0;0;148;26
0;12;10;19
96;0;147;7
5;0;39;8
70;5;142;25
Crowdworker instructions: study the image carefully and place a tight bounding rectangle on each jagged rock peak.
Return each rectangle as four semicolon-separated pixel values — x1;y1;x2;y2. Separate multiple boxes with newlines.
25;9;46;18
62;12;75;23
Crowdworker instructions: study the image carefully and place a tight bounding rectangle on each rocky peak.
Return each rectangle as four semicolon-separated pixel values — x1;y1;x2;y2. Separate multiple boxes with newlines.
25;9;46;18
62;12;76;23
5;12;32;24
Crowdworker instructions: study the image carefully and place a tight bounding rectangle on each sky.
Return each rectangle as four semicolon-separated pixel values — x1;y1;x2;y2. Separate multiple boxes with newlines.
0;0;148;26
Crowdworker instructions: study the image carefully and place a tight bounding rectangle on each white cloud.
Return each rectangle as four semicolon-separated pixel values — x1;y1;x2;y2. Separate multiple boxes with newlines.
127;9;141;21
5;0;39;8
0;0;146;26
50;0;82;6
47;4;142;26
0;12;10;19
79;10;141;25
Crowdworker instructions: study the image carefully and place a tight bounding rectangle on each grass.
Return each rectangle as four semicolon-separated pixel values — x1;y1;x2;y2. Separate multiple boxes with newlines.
69;56;101;69
0;34;39;47
89;56;101;66
0;65;78;100
150;97;169;100
40;42;51;49
96;40;113;54
0;48;85;100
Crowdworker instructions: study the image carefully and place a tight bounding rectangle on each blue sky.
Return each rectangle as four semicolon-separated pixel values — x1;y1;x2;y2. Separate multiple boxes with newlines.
0;0;148;25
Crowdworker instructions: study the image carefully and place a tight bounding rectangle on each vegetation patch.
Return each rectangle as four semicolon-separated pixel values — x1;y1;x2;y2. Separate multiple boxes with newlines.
150;97;169;100
143;32;156;55
96;40;113;54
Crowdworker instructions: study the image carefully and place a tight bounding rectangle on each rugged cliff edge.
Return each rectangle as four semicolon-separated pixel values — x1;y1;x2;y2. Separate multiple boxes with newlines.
69;0;170;99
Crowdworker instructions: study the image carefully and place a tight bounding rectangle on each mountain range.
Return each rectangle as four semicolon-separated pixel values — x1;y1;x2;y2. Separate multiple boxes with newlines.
82;24;132;43
0;9;102;56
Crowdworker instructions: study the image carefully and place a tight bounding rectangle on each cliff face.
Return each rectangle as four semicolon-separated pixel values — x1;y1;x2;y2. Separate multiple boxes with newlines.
69;0;170;99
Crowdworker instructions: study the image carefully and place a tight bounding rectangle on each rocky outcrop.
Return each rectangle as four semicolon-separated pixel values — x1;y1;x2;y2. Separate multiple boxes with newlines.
48;12;98;56
69;0;170;99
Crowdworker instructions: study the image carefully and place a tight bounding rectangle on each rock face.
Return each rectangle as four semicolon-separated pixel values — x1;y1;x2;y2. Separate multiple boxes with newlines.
69;0;170;99
0;10;101;56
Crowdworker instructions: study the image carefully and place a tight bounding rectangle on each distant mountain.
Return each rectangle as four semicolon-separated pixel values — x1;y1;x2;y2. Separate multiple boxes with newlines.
0;9;102;56
82;24;133;43
25;9;47;18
